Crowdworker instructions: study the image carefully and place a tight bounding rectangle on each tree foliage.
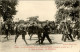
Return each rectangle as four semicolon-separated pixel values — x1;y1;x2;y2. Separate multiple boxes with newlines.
0;0;18;21
55;0;80;23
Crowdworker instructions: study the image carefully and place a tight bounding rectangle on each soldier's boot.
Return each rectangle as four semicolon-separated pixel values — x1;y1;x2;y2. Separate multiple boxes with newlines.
49;40;52;44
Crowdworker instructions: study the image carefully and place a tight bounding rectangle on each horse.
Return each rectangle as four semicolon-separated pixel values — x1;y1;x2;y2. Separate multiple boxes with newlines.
27;23;44;44
27;25;42;38
15;24;27;45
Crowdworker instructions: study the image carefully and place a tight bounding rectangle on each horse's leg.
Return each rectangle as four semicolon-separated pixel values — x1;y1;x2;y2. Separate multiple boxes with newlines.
6;35;8;40
23;39;27;45
63;34;67;42
4;34;9;40
77;32;80;39
15;34;19;43
28;33;31;40
36;34;41;44
30;34;32;40
28;33;31;36
30;34;33;40
67;35;70;40
8;31;11;38
4;30;9;40
36;34;39;43
62;33;65;41
22;34;27;45
7;31;11;40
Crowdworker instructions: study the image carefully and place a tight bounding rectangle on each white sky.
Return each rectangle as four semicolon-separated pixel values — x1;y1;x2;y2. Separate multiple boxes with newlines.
13;0;57;22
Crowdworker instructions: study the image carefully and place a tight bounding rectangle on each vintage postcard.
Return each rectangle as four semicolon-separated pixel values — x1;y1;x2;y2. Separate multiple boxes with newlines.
0;0;80;52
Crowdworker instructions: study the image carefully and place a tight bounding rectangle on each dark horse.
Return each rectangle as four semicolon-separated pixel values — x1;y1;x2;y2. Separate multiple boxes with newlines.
27;24;43;44
27;25;38;40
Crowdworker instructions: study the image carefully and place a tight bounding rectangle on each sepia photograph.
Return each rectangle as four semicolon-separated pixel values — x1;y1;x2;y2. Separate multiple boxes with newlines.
0;0;80;52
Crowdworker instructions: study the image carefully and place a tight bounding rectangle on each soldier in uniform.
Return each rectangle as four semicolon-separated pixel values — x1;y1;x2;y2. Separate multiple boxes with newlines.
73;21;80;39
4;23;9;40
67;22;74;41
41;21;52;44
62;22;70;41
36;23;43;44
62;22;74;42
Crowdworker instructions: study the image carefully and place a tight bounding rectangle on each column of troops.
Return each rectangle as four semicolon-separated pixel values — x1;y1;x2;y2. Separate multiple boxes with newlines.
0;20;80;45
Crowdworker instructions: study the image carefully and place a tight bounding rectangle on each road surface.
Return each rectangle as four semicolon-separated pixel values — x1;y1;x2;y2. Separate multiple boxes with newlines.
0;34;80;52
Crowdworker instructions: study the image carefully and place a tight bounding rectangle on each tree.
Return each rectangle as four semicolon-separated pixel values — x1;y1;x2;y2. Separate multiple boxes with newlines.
27;16;39;23
55;0;80;23
0;0;18;21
